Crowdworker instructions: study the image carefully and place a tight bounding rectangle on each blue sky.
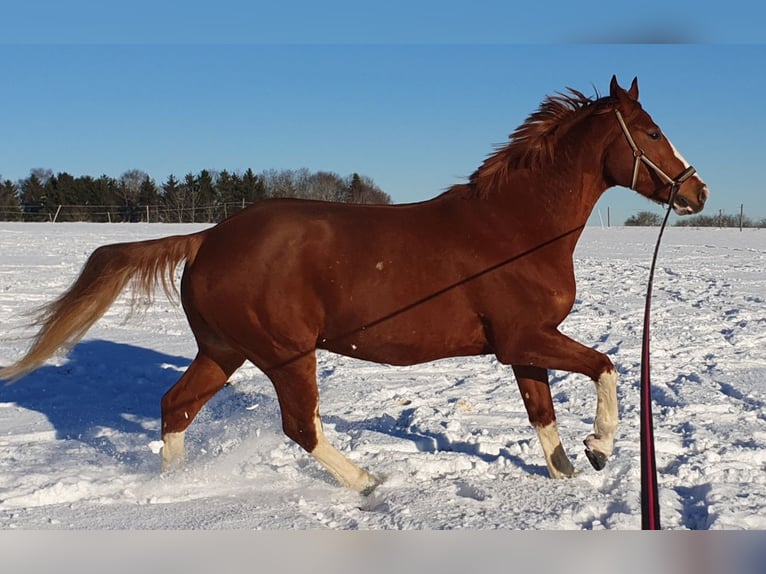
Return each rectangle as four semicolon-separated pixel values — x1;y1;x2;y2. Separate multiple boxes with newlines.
3;3;765;225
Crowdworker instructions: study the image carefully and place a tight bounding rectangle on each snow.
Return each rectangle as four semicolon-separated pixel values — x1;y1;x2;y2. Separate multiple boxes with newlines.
0;222;764;530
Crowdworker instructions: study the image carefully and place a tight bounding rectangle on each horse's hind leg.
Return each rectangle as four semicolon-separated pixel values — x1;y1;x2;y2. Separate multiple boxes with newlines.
161;348;244;471
265;353;379;494
512;365;576;478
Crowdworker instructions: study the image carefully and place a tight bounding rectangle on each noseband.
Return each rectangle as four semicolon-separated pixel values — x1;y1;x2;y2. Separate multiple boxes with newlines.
614;108;696;205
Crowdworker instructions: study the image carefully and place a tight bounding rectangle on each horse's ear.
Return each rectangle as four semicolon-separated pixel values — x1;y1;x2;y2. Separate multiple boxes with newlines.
609;75;621;97
609;75;640;102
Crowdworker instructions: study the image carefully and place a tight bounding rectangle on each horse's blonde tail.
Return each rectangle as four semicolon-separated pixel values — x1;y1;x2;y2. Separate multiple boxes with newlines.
1;232;206;383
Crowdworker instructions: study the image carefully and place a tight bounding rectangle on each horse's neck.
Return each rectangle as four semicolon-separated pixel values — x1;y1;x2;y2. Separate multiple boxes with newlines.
480;124;613;230
475;165;608;231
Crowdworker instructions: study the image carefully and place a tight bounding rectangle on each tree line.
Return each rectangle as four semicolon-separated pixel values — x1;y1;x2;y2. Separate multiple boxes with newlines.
625;210;766;228
0;168;392;223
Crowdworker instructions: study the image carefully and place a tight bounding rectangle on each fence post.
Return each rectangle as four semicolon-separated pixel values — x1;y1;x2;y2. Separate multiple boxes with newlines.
53;205;62;223
740;204;744;232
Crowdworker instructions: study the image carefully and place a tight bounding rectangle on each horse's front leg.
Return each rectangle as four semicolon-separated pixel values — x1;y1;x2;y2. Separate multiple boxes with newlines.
501;329;618;474
512;365;576;478
583;368;618;470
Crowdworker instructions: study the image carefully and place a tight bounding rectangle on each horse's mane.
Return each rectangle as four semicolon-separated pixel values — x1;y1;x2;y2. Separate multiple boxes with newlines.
444;88;616;199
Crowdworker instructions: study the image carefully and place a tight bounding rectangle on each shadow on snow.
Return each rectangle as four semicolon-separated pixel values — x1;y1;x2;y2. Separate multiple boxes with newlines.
2;340;546;476
1;340;190;465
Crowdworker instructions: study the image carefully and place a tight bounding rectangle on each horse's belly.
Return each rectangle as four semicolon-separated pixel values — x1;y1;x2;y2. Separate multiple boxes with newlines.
319;311;490;366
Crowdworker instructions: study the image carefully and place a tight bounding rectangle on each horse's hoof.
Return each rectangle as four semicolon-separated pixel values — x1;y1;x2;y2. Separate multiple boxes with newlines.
361;483;378;497
584;445;608;471
360;474;383;496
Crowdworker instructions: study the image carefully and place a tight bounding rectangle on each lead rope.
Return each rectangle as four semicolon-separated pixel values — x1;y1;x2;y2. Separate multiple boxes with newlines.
613;107;696;529
639;181;681;530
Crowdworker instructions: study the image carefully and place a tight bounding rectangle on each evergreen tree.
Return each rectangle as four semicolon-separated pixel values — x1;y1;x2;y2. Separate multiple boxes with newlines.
344;173;391;204
19;172;48;220
67;175;102;221
182;173;200;223
197;170;216;222
346;173;364;203
138;176;160;221
215;170;239;217
138;176;159;206
161;174;184;223
47;172;80;220
95;175;119;221
0;179;22;221
42;173;63;211
5;167;391;222
240;168;265;203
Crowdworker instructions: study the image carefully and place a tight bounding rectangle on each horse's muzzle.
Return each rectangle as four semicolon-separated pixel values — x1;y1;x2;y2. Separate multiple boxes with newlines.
674;183;709;215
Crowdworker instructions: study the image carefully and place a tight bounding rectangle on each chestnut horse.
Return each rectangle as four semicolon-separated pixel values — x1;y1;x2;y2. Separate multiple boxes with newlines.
1;76;708;493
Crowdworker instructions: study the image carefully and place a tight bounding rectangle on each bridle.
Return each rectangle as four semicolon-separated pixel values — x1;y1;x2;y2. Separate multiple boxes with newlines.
614;108;696;206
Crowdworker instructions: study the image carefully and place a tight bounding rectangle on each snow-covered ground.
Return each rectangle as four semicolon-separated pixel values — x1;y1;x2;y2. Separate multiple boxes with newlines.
0;222;764;530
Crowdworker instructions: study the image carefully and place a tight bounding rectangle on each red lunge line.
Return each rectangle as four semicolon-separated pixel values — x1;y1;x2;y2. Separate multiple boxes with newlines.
639;184;681;530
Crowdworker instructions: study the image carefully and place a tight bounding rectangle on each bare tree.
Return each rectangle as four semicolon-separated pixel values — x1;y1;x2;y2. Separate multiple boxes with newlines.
261;168;297;199
309;171;346;202
30;168;54;186
117;169;150;205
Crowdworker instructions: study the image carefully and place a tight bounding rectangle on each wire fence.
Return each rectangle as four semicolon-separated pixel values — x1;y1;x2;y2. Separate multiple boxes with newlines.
0;200;254;224
1;202;765;228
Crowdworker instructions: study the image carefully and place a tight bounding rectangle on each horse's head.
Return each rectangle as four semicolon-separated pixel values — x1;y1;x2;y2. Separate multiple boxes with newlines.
604;76;709;215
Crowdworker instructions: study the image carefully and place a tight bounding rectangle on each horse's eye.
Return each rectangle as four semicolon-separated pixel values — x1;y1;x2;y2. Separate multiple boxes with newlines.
648;131;662;141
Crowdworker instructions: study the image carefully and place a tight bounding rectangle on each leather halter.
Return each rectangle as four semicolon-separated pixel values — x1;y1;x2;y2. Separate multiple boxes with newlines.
614;108;696;205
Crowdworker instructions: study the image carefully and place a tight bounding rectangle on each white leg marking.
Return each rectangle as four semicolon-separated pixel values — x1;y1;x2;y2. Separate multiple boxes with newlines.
585;369;619;457
311;415;379;493
536;422;576;479
161;431;185;472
